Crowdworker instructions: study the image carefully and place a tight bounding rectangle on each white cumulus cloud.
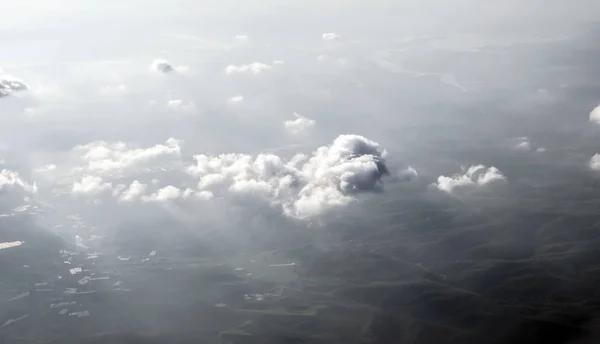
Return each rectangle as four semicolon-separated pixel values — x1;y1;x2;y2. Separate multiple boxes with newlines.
46;135;393;219
0;70;28;97
589;154;600;171
72;175;112;196
225;63;272;74
150;59;175;73
142;185;199;202
284;113;316;135
590;105;600;125
118;180;147;202
0;169;37;193
187;134;389;219
434;165;506;194
144;185;183;202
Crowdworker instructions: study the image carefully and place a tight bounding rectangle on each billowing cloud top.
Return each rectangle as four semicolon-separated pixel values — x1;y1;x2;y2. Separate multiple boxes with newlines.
0;70;28;97
284;113;316;135
187;134;389;219
434;165;506;194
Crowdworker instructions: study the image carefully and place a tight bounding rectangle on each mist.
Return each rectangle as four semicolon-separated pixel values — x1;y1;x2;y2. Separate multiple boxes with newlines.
2;1;600;343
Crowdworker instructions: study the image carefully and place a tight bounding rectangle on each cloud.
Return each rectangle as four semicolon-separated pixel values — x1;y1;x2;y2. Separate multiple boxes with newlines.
0;169;37;194
235;34;249;41
434;165;506;194
139;185;212;203
118;180;147;202
272;60;285;65
589;154;600;171
174;65;190;74
512;137;532;151
187;134;389;219
34;164;57;174
283;113;316;135
225;63;272;74
72;175;112;196
0;241;24;250
590;105;600;125
150;59;189;74
143;185;186;202
322;32;341;41
0;70;28;97
394;166;419;182
536;147;548;153
150;59;175;73
36;135;390;219
228;95;244;103
72;138;182;174
167;100;197;113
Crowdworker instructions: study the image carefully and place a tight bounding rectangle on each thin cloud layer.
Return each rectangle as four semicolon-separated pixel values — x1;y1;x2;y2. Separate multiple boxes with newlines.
188;134;390;219
512;137;532;151
225;63;272;74
228;95;244;103
72;138;182;175
167;100;197;113
283;113;316;135
434;165;506;194
322;32;341;41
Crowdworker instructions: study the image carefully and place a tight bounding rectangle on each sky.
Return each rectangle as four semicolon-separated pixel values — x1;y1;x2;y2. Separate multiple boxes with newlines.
1;0;600;252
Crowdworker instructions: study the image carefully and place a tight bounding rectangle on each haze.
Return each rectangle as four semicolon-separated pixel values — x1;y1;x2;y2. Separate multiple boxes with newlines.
1;1;600;343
